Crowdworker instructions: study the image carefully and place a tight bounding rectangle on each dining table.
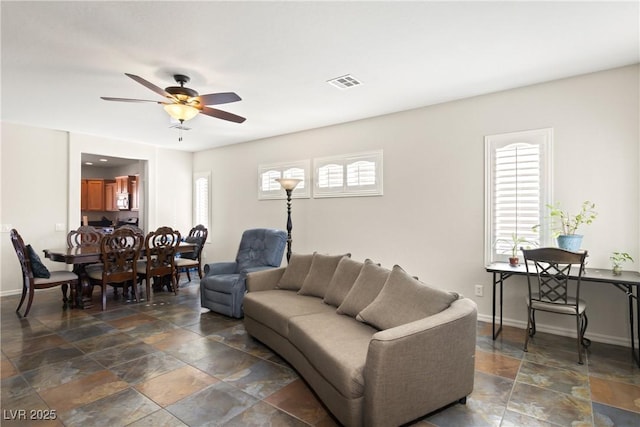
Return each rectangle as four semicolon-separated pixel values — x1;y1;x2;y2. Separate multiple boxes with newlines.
44;241;196;309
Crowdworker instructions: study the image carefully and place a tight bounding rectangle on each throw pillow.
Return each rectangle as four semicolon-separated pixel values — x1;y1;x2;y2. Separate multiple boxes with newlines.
298;253;351;298
336;260;390;318
323;257;365;307
276;253;314;291
357;264;459;330
26;244;50;278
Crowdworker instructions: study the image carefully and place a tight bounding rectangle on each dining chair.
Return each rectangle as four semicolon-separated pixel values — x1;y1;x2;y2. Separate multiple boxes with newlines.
521;247;589;364
138;226;181;298
87;227;143;311
67;225;103;248
10;229;79;317
175;224;208;282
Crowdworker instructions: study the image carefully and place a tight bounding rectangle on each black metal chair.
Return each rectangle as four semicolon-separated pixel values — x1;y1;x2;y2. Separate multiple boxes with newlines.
522;247;589;364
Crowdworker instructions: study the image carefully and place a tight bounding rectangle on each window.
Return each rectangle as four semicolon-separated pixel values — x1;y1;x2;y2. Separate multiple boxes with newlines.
314;150;383;198
485;129;553;264
258;160;310;199
193;171;210;237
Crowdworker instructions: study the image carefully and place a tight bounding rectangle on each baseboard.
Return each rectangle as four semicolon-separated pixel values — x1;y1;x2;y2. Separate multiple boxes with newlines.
477;313;632;348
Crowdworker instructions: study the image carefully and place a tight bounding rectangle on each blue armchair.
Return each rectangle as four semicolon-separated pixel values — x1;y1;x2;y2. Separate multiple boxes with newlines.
200;228;287;318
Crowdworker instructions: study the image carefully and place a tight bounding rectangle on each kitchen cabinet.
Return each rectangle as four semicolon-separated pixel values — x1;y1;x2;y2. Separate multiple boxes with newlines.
81;180;88;210
84;179;105;211
115;175;136;194
104;180;118;211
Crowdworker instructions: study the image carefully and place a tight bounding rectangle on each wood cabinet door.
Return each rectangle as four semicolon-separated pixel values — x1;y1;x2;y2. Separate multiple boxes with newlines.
81;179;88;210
104;182;117;211
86;180;104;211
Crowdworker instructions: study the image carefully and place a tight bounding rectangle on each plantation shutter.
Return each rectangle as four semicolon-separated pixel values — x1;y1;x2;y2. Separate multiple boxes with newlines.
493;143;541;256
194;173;210;230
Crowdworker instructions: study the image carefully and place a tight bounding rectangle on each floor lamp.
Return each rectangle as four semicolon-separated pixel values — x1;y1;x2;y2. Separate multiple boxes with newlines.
275;178;301;263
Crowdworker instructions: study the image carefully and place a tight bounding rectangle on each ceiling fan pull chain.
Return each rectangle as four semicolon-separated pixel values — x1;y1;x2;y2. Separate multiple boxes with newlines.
178;126;183;142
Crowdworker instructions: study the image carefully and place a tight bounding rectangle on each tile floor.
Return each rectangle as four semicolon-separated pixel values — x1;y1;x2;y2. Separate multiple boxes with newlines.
1;277;639;426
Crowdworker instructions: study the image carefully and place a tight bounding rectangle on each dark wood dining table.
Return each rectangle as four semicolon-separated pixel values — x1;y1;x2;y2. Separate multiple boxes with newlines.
44;241;196;309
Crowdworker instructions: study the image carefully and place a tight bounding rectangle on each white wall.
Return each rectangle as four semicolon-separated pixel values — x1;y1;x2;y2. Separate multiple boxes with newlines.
0;124;193;296
194;65;639;345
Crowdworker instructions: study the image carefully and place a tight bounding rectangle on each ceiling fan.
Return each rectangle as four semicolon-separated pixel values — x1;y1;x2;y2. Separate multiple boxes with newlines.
101;73;246;124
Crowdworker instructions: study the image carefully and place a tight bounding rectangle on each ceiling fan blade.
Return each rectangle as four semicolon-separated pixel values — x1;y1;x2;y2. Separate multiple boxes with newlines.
198;92;242;105
201;106;246;123
101;97;161;103
125;73;171;98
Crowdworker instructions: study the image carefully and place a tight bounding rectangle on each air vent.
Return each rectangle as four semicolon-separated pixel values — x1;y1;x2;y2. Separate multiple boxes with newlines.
327;74;362;90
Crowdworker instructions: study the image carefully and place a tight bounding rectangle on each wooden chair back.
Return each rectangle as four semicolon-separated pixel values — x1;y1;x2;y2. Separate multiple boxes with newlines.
67;226;103;248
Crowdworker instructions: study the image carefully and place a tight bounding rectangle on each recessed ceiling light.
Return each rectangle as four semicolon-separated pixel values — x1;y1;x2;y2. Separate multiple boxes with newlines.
99;158;108;162
85;162;93;165
327;74;362;90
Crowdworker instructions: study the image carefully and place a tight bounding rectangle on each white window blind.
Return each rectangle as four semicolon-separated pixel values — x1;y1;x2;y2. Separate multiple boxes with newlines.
193;171;210;235
314;150;383;198
258;160;310;199
485;129;553;264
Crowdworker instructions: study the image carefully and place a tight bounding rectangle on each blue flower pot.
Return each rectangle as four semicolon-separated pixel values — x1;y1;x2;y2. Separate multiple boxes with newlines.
557;234;583;251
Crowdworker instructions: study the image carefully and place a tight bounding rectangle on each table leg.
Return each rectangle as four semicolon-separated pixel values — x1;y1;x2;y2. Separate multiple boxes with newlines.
492;272;504;340
629;284;640;367
72;264;94;310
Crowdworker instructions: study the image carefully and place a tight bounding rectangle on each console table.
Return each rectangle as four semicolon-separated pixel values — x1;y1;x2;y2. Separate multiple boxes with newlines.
486;262;640;367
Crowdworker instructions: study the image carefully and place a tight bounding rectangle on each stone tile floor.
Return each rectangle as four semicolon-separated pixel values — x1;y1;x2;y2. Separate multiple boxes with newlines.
1;277;639;426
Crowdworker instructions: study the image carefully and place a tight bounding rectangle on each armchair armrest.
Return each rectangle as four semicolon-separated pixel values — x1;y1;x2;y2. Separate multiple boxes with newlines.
246;267;286;292
204;262;237;277
363;298;477;427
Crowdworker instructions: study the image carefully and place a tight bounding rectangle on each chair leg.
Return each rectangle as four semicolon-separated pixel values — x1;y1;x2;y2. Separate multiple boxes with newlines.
16;282;27;313
198;265;203;279
186;268;192;282
171;274;178;295
524;306;532;352
23;285;35;317
576;315;584;365
101;283;107;311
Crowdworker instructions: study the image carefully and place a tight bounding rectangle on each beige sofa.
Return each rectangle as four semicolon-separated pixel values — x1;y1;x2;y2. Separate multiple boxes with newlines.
244;253;477;427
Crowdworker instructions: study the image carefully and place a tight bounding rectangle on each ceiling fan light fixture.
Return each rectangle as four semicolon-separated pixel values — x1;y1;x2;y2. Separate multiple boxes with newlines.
163;103;199;122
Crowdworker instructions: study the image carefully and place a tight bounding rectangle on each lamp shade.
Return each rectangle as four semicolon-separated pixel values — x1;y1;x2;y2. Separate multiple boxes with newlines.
163;103;199;122
275;178;302;191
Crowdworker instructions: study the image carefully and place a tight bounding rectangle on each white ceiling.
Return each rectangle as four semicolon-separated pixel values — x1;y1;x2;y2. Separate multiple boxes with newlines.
2;1;638;152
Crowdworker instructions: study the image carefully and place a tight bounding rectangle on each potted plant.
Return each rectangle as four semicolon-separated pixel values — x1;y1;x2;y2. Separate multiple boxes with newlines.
495;233;537;266
545;200;597;251
610;252;633;275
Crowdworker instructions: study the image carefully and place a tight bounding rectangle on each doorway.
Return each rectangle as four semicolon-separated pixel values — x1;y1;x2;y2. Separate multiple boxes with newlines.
80;153;147;233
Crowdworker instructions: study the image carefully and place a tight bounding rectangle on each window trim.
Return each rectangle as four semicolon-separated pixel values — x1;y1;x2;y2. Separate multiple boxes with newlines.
313;150;383;198
258;160;311;200
484;128;554;265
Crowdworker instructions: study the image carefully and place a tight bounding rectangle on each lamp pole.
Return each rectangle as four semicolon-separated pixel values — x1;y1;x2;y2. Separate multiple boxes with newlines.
275;178;302;263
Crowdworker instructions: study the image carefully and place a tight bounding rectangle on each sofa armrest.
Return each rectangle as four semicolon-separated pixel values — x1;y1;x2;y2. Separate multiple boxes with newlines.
246;267;286;292
203;262;237;277
363;298;478;427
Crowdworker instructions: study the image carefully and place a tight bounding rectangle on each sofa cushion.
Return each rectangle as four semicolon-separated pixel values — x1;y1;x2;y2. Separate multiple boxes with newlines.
298;253;350;298
336;260;390;318
276;253;314;291
357;265;459;330
323;257;364;307
288;312;377;399
243;289;335;337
